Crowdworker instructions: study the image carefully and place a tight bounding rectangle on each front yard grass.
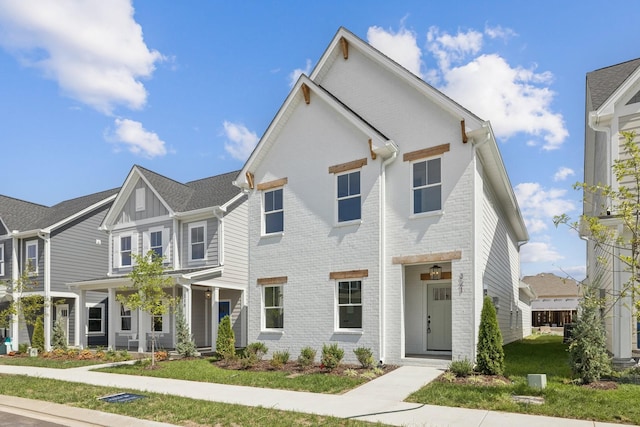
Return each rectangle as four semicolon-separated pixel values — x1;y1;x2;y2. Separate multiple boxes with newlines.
0;374;380;426
0;356;107;368
407;334;640;425
97;358;367;394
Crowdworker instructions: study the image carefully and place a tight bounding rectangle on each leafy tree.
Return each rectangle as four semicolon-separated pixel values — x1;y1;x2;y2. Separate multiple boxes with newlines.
31;316;44;352
216;315;235;360
51;318;67;350
569;276;611;383
116;251;175;367
175;301;197;357
476;296;504;375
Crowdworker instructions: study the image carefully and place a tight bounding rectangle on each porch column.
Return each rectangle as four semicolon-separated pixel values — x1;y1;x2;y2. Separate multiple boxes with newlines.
184;284;192;334
241;289;247;347
613;247;634;367
211;287;219;351
77;290;86;348
108;288;117;350
138;309;149;353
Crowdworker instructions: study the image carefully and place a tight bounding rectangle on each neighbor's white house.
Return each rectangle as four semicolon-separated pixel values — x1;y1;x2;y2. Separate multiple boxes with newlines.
584;57;640;367
234;28;530;365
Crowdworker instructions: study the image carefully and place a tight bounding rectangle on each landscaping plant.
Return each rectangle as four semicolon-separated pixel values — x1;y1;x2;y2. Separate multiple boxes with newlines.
321;343;344;371
297;346;316;368
216;315;236;360
448;358;474;378
476;296;504;375
353;346;374;369
31;316;45;352
175;302;198;357
51;319;67;350
270;350;289;369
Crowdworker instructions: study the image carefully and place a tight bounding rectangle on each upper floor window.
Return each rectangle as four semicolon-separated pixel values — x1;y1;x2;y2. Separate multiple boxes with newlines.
337;171;361;222
337;280;362;329
135;187;146;212
189;222;206;262
150;230;163;258
26;240;38;274
412;158;441;214
263;188;284;234
0;244;4;276
120;235;132;267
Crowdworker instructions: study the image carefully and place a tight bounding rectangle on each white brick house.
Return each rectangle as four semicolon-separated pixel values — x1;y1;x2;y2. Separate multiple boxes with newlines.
234;28;529;365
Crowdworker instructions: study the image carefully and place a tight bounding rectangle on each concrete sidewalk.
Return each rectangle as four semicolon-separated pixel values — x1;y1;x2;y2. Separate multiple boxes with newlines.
0;363;635;427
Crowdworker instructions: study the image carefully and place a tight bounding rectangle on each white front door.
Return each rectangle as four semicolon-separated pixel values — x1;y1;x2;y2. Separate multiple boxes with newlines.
56;304;69;345
426;284;452;351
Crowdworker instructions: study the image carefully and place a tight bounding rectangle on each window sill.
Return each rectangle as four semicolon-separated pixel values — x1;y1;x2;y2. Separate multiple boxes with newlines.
261;231;284;238
260;329;284;335
334;219;362;228
410;210;444;220
333;329;364;335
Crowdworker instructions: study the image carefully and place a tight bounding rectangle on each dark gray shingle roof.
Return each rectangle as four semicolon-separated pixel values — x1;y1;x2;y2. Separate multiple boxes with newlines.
521;273;580;298
587;58;640;110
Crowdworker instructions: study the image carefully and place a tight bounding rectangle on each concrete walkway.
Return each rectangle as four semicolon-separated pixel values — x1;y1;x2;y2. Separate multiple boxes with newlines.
0;363;635;426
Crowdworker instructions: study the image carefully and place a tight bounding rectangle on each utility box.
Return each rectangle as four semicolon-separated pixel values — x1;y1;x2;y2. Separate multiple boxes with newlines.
528;374;547;389
28;347;38;357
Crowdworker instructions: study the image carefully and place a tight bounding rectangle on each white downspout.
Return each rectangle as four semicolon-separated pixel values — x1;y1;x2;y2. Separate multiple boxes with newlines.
10;235;19;348
379;146;398;364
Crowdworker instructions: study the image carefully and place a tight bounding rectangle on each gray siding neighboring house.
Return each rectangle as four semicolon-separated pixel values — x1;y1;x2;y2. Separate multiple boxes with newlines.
0;189;118;350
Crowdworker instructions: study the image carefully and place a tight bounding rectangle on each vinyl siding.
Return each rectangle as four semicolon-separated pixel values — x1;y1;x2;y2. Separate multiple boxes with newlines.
220;196;248;287
110;219;173;275
115;179;169;224
181;217;218;268
0;238;11;279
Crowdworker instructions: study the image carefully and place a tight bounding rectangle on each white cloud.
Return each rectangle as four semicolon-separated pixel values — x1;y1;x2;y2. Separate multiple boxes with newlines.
427;27;483;71
520;241;563;263
0;0;163;114
367;25;423;77
223;121;259;161
515;182;575;233
288;59;312;87
554;167;575;181
484;24;517;41
109;118;166;158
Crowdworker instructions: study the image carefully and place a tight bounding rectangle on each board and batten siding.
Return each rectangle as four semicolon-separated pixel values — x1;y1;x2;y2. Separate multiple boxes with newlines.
22;238;44;291
618;113;640;190
50;204;111;292
220;196;248;288
181;217;219;268
116;179;169;225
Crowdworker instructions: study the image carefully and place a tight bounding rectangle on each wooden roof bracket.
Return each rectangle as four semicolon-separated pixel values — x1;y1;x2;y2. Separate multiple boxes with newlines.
368;138;377;160
246;172;254;189
461;119;468;143
301;83;311;104
340;37;349;60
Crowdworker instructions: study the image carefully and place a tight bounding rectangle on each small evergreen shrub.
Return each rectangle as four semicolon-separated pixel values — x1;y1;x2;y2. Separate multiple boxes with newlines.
216;315;236;360
51;319;67;350
31;316;45;352
321;343;344;371
18;343;28;354
245;342;268;360
476;296;504;375
297;346;316;368
175;303;198;357
353;346;375;369
448;358;475;377
240;352;258;369
270;350;290;369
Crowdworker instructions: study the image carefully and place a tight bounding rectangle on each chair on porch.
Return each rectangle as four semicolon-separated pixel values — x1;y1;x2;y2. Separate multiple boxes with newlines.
126;333;138;351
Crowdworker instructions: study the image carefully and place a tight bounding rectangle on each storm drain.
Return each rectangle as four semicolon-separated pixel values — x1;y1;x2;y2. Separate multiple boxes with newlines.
99;392;146;403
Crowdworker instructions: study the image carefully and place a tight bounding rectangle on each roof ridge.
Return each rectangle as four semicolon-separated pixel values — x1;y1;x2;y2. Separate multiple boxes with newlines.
134;164;190;188
588;57;640;75
185;169;241;186
0;194;49;209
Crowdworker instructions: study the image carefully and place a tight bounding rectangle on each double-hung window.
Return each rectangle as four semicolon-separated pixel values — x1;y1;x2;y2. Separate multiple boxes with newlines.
189;222;206;262
87;304;105;335
120;235;132;267
150;230;163;258
26;240;38;274
263;285;283;329
0;244;4;276
412;157;441;214
337;280;362;329
264;188;284;234
120;303;132;331
337;171;361;222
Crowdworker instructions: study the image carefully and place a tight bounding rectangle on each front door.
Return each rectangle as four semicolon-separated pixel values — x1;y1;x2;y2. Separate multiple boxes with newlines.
426;284;452;351
405;281;452;354
55;304;69;346
218;301;230;322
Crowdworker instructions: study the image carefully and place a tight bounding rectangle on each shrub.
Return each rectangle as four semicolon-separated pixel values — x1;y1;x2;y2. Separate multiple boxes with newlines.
52;348;66;358
298;346;316;368
476;296;504;375
270;350;290;369
66;348;79;358
78;349;93;360
175;303;198;357
155;350;168;362
31;316;45;352
353;347;375;369
245;342;268;360
321;343;344;371
119;350;131;361
441;371;456;383
18;343;28;354
448;358;475;378
51;319;67;350
343;368;358;377
216;315;236;360
240;352;258;369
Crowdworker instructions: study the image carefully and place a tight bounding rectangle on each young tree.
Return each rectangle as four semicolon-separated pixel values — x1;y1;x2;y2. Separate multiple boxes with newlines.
51;318;68;350
116;251;175;366
175;301;197;357
476;295;505;375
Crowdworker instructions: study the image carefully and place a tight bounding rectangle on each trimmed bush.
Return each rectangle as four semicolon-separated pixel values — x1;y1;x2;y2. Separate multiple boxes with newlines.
245;342;268;360
216;315;236;360
353;347;375;369
51;319;67;350
31;316;45;352
270;350;290;369
476;296;504;375
321;343;344;371
175;303;198;357
448;358;474;377
297;346;316;368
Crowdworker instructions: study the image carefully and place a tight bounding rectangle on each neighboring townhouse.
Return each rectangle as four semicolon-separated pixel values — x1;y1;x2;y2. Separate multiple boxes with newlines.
522;273;577;329
70;166;247;353
0;189;118;350
234;28;530;365
584;58;640;367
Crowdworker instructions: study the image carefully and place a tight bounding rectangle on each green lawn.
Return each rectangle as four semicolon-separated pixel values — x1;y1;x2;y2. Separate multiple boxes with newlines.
97;358;368;394
0;374;382;426
0;356;107;368
407;335;640;425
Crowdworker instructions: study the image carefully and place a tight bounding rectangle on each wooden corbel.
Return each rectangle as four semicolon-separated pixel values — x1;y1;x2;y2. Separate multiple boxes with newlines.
460;119;468;143
301;83;310;105
340;37;349;60
246;172;254;189
368;138;377;160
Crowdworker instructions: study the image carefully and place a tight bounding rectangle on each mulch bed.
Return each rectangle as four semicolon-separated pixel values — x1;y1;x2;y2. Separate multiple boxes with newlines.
212;359;397;377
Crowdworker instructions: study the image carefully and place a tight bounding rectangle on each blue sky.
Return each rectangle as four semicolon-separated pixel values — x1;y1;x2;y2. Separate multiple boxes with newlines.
1;1;639;281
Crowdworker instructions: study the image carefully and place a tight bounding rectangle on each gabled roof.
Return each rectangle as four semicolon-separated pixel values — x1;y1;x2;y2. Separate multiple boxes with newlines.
0;195;49;232
521;273;581;298
587;58;640;111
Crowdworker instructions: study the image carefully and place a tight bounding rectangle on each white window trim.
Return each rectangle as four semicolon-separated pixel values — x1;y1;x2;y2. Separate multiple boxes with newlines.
410;156;443;218
335;170;362;226
86;303;105;335
262;285;284;331
143;226;170;262
135;187;146;212
262;187;284;236
117;301;136;333
0;243;4;276
117;232;136;268
335;279;364;332
188;221;207;263
25;240;38;275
